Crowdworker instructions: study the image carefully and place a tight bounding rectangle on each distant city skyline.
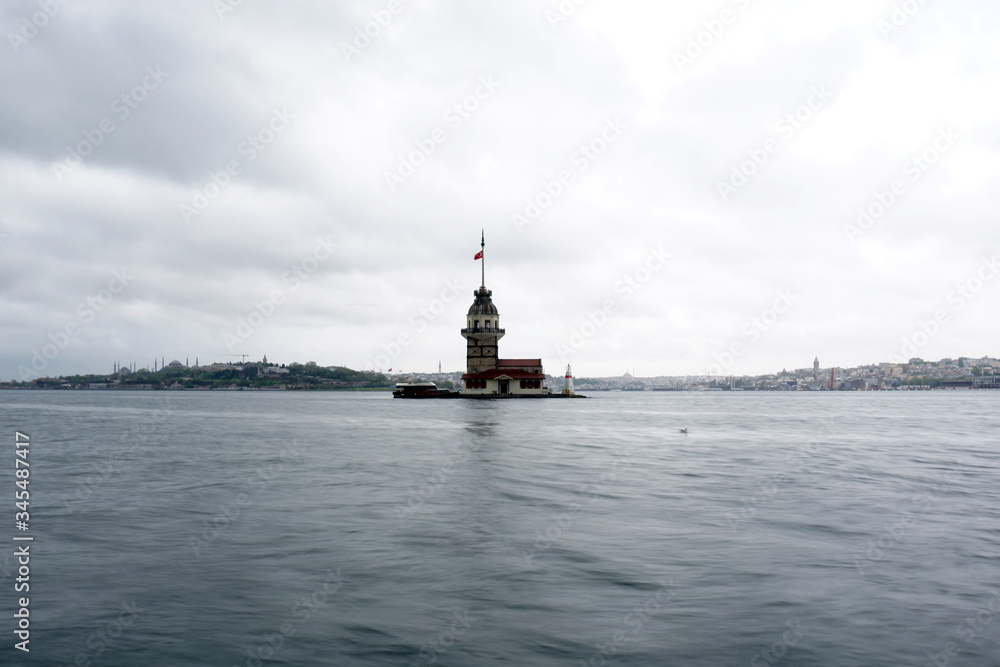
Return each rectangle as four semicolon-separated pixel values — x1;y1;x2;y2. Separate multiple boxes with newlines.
2;2;998;380
17;351;997;381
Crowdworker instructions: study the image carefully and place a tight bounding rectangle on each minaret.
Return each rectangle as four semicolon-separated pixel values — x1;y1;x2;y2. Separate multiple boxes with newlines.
813;356;820;381
461;231;504;376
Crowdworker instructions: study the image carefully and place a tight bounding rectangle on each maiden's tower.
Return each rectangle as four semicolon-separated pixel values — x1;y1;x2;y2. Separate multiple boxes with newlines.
460;233;547;396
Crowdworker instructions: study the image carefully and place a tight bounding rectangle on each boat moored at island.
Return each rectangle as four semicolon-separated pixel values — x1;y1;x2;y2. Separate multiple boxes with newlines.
392;382;460;398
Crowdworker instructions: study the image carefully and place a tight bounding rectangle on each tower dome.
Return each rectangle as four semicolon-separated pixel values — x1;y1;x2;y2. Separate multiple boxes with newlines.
467;287;499;316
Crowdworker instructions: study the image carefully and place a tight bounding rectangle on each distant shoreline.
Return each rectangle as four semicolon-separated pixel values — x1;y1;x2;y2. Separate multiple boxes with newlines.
2;386;996;393
0;386;393;392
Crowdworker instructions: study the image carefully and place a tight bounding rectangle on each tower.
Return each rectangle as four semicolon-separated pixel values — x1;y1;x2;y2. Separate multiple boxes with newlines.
813;356;820;381
460;232;544;396
462;287;504;375
462;231;504;376
563;364;575;396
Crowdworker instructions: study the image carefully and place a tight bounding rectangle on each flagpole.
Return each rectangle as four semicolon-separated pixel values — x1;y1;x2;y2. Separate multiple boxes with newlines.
480;229;485;288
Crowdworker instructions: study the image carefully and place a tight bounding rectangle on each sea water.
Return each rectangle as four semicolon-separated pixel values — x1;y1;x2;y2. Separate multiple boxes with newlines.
0;390;998;666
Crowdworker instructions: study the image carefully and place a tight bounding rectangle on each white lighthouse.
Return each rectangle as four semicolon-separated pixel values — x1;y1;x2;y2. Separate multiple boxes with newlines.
563;364;575;396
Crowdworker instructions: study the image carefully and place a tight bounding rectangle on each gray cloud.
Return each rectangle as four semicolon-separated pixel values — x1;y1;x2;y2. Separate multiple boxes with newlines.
1;0;998;380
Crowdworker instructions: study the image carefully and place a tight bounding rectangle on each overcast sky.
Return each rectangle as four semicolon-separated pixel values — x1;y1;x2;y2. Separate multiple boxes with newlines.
2;0;998;380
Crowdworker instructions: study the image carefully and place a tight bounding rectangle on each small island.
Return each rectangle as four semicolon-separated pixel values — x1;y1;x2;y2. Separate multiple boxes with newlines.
394;233;584;399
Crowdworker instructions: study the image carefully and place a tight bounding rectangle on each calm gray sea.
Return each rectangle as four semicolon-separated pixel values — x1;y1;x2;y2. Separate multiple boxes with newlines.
1;390;998;666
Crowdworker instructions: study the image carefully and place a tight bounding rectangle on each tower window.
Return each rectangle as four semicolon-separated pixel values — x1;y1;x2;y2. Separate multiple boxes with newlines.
485;321;490;330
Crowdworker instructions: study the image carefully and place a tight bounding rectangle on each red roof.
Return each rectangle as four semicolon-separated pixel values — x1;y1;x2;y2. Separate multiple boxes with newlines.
462;368;545;380
498;359;542;368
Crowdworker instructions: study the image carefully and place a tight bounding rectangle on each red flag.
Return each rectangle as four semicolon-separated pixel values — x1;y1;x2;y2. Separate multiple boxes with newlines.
474;251;483;260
